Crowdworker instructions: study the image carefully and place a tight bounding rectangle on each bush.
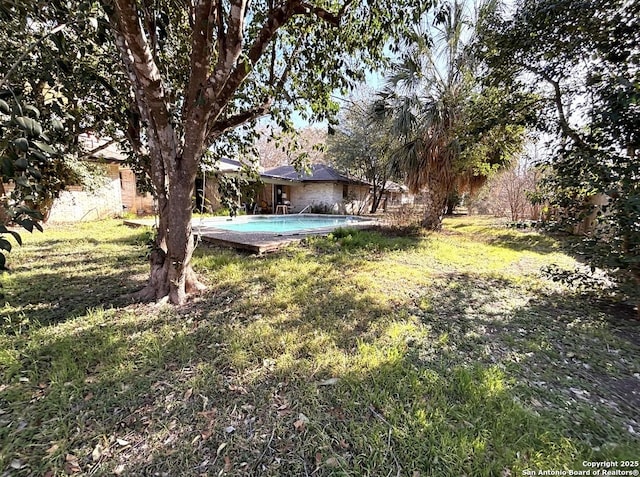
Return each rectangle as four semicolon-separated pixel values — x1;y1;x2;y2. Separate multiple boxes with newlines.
309;202;333;214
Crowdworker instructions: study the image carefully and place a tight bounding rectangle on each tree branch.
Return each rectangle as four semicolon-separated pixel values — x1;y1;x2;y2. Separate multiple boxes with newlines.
207;98;273;142
208;0;249;103
205;39;300;142
292;1;349;25
79;138;119;160
110;0;178;168
111;1;170;127
0;22;68;90
203;0;350;141
520;63;587;149
185;0;215;114
102;0;169;201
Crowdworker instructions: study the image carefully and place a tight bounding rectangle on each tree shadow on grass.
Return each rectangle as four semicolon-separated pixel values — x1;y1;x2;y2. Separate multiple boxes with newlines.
444;219;576;256
0;241;417;476
0;274;386;476
3;222;639;476
409;272;640;438
485;232;566;254
0;237;148;331
3;266;640;476
0;293;504;476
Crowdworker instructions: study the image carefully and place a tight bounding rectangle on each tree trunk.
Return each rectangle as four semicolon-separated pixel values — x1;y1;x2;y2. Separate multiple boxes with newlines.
370;184;381;213
106;0;350;305
421;186;448;230
445;193;457;216
420;166;452;230
165;165;201;304
131;151;205;305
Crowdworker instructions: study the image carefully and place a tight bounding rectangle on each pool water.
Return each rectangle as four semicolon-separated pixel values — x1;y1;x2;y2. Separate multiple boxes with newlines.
201;215;362;233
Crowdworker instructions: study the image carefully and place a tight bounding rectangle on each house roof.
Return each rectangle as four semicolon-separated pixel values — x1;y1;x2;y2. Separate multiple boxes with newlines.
80;135;249;174
79;134;128;163
384;180;409;193
261;164;369;185
217;158;243;173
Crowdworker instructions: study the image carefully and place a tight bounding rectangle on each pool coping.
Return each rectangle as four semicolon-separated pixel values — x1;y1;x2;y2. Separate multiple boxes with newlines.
124;214;379;254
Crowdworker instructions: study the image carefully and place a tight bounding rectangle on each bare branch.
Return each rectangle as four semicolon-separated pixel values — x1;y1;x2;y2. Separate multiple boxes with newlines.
522;64;587;149
78;138;119;160
185;0;215;111
216;0;226;61
111;0;173;134
102;0;173;195
208;0;249;101
293;1;343;25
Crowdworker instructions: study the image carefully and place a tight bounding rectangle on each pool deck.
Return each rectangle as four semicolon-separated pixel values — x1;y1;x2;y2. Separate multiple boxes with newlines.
123;216;379;254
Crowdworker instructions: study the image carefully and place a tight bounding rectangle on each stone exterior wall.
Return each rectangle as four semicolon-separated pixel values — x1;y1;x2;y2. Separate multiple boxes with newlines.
288;182;341;213
288;182;371;214
46;164;156;223
345;184;372;214
47;164;124;223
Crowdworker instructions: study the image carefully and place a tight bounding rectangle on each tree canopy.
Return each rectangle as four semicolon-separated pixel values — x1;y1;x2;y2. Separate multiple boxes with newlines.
107;0;430;303
375;0;530;229
328;96;399;213
478;0;640;297
0;0;126;268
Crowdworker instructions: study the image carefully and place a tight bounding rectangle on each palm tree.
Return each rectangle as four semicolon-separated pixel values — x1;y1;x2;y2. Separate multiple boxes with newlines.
378;0;520;229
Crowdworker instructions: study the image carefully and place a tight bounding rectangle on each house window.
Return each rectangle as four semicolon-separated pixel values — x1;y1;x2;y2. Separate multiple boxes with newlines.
342;184;348;199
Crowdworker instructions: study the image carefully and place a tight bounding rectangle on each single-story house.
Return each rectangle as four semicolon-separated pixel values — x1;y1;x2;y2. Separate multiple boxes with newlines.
198;162;415;215
194;157;248;212
383;181;415;207
255;164;372;214
28;136;411;221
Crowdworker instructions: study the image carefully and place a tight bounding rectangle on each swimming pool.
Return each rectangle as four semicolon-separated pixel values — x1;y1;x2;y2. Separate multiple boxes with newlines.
198;214;370;234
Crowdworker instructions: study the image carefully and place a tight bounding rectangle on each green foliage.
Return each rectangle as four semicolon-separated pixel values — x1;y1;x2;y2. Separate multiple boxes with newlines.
328;96;400;212
0;96;59;269
541;264;616;297
308;202;333;214
376;0;530;228
0;92;110;270
445;189;461;215
478;0;640;298
0;0;134;269
216;174;246;218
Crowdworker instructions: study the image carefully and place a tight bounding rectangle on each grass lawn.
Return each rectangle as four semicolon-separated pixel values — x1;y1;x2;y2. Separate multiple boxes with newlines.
1;217;639;476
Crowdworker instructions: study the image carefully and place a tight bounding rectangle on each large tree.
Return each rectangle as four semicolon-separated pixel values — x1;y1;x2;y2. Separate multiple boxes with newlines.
478;0;640;302
95;0;427;304
375;0;530;229
328;97;398;213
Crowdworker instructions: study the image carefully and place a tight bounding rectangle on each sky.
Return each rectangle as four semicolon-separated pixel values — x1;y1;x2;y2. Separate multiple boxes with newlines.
290;69;386;130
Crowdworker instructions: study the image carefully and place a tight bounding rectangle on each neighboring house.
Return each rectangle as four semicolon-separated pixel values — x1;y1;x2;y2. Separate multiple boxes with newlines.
259;164;372;214
47;136;155;223
383;181;415;208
